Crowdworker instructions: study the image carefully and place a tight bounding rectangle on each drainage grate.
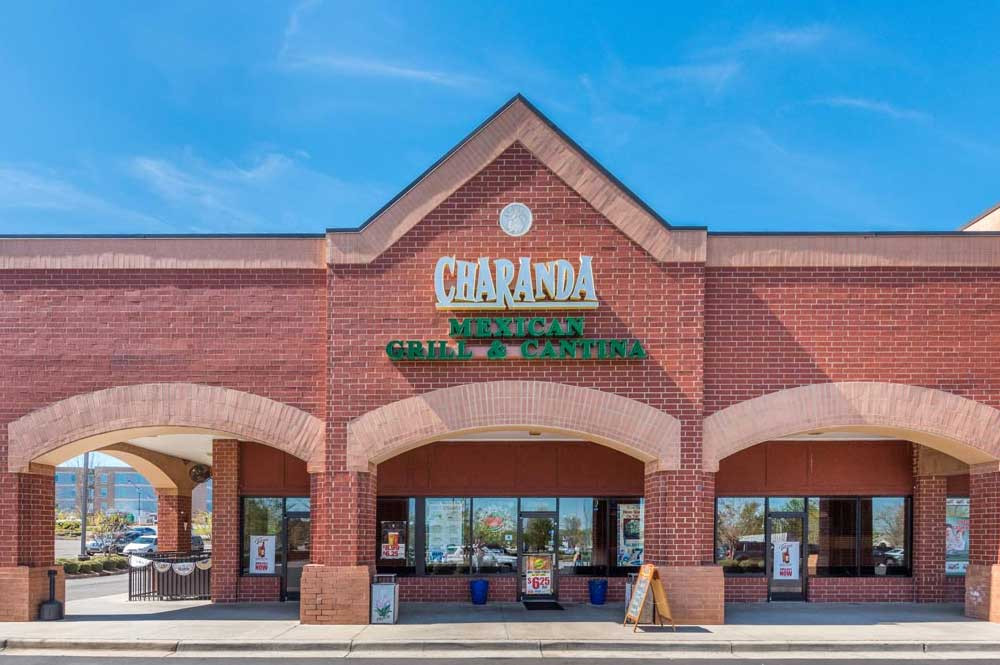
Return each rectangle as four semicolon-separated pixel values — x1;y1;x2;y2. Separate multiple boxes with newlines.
523;601;563;610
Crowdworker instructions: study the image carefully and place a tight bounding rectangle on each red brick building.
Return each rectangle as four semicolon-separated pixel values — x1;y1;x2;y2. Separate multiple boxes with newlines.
3;96;1000;624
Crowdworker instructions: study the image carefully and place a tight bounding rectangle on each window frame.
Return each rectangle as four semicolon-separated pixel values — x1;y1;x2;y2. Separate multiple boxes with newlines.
714;495;913;579
375;496;644;578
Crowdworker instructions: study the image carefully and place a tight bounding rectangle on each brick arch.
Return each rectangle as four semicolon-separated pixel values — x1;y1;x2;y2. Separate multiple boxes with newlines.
703;382;1000;471
7;383;325;473
347;380;681;472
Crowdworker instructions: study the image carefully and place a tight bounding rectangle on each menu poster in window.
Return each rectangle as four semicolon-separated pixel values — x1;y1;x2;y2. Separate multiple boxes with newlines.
618;503;643;566
773;541;800;580
250;535;276;575
426;500;465;562
524;555;552;595
946;498;970;575
380;521;407;560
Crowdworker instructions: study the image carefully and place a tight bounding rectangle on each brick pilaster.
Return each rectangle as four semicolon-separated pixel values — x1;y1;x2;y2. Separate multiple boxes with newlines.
913;472;947;602
210;440;239;603
643;469;722;623
966;467;1000;621
0;465;63;621
156;491;192;553
300;468;375;624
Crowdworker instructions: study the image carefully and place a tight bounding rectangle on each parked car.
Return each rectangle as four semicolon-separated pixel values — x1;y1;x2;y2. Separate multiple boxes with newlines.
85;537;112;554
123;536;157;555
191;535;205;552
111;531;143;553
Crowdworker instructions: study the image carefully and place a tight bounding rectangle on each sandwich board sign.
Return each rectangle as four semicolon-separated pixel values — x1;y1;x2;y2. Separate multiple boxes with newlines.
623;563;675;632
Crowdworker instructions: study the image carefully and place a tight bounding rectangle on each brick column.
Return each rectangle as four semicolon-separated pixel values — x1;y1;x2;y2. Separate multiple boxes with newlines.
913;473;947;602
156;490;192;553
644;468;723;624
210;440;239;603
966;465;1000;621
300;468;376;624
0;466;65;621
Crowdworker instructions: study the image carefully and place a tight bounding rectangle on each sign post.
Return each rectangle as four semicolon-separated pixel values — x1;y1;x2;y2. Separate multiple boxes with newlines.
623;563;675;632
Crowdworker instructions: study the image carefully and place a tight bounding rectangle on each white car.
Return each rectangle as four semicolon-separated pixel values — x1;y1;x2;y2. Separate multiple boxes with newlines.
122;536;157;555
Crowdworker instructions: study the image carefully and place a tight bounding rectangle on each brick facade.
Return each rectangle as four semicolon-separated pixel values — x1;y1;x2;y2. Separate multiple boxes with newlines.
3;97;1000;626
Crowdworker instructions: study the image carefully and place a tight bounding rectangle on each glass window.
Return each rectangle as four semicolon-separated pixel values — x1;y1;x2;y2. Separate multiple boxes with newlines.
613;499;644;569
286;497;310;513
807;498;858;576
946;497;970;576
242;497;284;575
100;473;108;483
424;498;471;575
376;498;416;572
861;497;909;575
768;497;806;513
472;498;517;573
558;498;592;570
100;487;108;498
520;497;557;512
715;498;766;574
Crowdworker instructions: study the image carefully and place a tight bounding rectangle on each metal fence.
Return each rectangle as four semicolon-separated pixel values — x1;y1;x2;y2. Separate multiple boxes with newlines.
128;551;212;601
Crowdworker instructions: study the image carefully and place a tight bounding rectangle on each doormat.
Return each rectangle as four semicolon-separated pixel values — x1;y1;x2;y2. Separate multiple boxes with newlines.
523;601;563;610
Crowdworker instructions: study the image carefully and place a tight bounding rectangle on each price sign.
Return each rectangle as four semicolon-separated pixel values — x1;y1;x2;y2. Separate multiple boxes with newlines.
524;555;553;595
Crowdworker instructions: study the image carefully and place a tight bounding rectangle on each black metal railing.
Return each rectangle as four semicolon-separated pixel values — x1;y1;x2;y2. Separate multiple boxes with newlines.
128;551;212;601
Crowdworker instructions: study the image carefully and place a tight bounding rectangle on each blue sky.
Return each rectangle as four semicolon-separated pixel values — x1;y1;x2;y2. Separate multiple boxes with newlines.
1;2;997;234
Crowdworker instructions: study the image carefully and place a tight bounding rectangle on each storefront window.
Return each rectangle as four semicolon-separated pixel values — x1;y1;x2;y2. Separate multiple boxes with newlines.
715;498;765;574
861;497;909;575
946;497;970;576
613;499;644;568
521;497;557;512
242;497;284;575
376;498;416;572
472;498;517;573
768;497;806;513
807;498;857;576
424;498;471;575
557;498;595;572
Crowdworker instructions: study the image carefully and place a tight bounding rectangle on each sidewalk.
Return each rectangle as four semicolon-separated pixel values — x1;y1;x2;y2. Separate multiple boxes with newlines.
3;595;1000;658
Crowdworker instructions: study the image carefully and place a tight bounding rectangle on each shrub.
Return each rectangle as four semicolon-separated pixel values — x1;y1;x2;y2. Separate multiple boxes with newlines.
63;562;80;575
82;561;99;574
102;559;116;571
115;558;129;569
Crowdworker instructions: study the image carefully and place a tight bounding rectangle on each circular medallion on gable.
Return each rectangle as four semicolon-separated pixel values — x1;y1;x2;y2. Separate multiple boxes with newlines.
499;202;533;237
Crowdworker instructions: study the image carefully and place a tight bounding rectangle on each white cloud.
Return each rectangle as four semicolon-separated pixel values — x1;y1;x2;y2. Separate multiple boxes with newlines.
650;62;743;94
706;23;834;56
0;165;163;227
280;53;479;88
816;96;930;122
130;151;384;231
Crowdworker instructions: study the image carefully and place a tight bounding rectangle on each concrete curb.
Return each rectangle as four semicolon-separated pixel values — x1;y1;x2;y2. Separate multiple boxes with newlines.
4;637;1000;657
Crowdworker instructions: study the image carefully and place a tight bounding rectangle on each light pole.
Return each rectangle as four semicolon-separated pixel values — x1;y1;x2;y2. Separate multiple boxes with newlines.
78;452;91;560
127;479;145;524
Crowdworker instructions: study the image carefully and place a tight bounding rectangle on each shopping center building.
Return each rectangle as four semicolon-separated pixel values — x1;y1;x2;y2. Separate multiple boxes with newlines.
2;95;1000;624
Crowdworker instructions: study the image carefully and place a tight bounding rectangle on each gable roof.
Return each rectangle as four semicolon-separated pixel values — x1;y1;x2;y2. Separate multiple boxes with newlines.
327;94;705;264
961;201;1000;231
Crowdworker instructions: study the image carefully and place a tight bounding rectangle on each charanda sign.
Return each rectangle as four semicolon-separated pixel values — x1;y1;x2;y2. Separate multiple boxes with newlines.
386;254;647;362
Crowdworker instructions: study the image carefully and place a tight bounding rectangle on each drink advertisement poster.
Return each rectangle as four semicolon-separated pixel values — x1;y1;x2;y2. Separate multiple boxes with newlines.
617;503;643;566
773;541;800;580
946;498;970;575
380;521;407;560
250;535;276;575
524;555;552;595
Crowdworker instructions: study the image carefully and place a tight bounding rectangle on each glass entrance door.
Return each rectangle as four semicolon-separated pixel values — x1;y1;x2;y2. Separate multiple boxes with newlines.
283;515;310;600
519;514;557;600
767;515;805;601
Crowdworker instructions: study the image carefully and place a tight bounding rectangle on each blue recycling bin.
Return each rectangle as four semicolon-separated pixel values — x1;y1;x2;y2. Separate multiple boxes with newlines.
470;579;489;605
588;578;608;605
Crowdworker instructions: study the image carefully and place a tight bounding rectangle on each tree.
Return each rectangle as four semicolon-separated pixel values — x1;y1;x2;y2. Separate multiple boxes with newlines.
91;512;130;552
